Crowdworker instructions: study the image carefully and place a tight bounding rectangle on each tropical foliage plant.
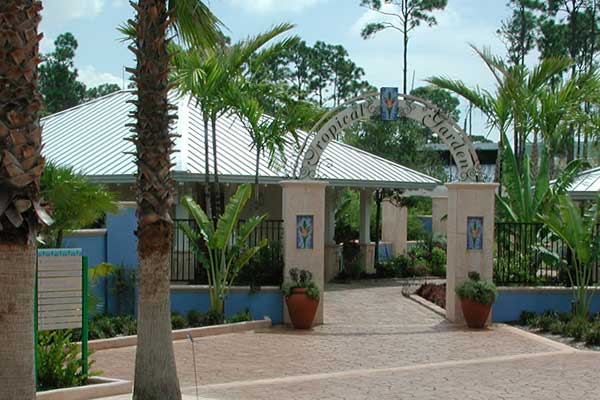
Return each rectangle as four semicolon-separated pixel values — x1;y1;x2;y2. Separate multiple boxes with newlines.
282;268;320;300
36;330;98;391
495;131;586;223
538;195;600;319
180;184;267;317
40;163;117;247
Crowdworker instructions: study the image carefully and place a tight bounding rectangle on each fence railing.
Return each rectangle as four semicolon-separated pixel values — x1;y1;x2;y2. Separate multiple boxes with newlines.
171;219;284;285
494;222;600;286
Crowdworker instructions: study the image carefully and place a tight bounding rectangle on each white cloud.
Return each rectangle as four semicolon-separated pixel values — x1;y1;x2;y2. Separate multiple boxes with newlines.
40;0;106;52
78;65;123;88
41;0;105;25
226;0;322;14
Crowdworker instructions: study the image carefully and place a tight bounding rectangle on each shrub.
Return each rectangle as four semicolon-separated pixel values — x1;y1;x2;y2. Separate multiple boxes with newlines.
430;247;446;276
518;310;537;326
227;310;252;323
376;255;413;278
564;318;590;341
534;312;562;332
455;272;497;305
412;259;430;277
187;310;206;327
37;330;98;391
375;261;396;278
548;320;566;335
584;322;600;346
171;313;188;330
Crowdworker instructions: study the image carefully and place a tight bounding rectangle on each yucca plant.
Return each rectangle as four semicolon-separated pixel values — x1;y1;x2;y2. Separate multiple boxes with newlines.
0;1;52;397
180;184;267;317
125;0;222;398
538;195;600;320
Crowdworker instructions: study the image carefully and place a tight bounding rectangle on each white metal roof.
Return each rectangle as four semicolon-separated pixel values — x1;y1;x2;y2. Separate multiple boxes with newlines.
566;166;600;200
41;90;439;189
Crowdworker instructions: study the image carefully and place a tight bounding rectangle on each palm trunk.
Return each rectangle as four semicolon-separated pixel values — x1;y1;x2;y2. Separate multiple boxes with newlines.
255;149;261;209
0;1;45;397
134;253;180;399
0;246;36;400
403;22;408;94
129;0;181;398
211;115;221;216
531;130;539;181
203;113;212;220
494;137;503;184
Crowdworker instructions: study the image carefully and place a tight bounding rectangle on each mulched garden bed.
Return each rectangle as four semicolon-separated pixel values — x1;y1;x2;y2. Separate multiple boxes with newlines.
416;283;446;309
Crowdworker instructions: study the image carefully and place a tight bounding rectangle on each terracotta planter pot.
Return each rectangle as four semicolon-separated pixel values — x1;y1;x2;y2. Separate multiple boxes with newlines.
285;288;319;329
460;298;493;329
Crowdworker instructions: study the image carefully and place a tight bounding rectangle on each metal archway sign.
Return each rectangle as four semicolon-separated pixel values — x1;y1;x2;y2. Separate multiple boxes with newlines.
297;91;483;182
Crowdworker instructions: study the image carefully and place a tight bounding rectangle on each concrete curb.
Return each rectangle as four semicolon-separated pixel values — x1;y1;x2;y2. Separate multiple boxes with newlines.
36;377;131;400
88;318;272;351
496;323;580;352
408;294;447;318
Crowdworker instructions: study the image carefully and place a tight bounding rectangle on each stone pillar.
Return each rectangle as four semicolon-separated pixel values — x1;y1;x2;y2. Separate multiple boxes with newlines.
381;201;408;256
432;196;448;236
359;189;375;273
324;188;341;282
445;183;498;324
281;180;327;325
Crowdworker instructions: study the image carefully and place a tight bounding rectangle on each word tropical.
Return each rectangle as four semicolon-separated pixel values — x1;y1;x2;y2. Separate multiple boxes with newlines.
299;91;482;182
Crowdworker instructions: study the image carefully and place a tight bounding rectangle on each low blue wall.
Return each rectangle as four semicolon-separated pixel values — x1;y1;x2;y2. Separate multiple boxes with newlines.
171;286;283;324
493;287;600;322
60;207;284;323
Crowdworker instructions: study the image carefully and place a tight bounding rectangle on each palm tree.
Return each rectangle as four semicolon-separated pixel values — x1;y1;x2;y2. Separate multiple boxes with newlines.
126;1;221;398
0;1;50;397
427;46;570;181
173;24;297;216
40;163;117;247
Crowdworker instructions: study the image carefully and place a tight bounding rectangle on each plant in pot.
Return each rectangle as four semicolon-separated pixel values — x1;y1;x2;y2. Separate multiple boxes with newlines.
282;268;320;329
455;271;497;329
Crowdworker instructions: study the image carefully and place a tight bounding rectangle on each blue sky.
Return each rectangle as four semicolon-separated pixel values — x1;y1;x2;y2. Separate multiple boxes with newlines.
39;0;521;140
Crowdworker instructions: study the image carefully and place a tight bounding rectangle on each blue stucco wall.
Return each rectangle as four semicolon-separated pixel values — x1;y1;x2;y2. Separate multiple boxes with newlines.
106;206;138;268
493;288;600;322
63;231;109;315
171;288;284;324
418;216;433;233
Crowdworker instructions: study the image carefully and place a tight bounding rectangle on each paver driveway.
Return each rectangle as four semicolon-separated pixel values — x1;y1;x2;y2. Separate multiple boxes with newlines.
94;281;600;399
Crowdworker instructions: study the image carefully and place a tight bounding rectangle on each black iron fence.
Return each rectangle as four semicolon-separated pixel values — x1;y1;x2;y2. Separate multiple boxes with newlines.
171;219;284;285
494;222;600;286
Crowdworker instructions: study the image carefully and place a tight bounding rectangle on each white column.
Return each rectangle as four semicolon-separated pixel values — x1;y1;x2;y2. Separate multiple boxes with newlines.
324;188;340;282
281;180;328;325
432;196;448;236
359;189;372;244
445;183;498;324
382;201;408;256
324;188;338;246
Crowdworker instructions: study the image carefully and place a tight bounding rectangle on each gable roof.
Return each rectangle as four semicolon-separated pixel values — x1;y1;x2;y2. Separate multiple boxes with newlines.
41;90;439;189
565;166;600;200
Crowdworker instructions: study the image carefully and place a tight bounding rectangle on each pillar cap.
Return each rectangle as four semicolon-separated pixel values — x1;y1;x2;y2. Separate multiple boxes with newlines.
280;179;329;188
445;182;499;191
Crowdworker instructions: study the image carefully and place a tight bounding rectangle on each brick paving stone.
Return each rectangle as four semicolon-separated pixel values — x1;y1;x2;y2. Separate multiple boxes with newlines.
93;281;590;400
